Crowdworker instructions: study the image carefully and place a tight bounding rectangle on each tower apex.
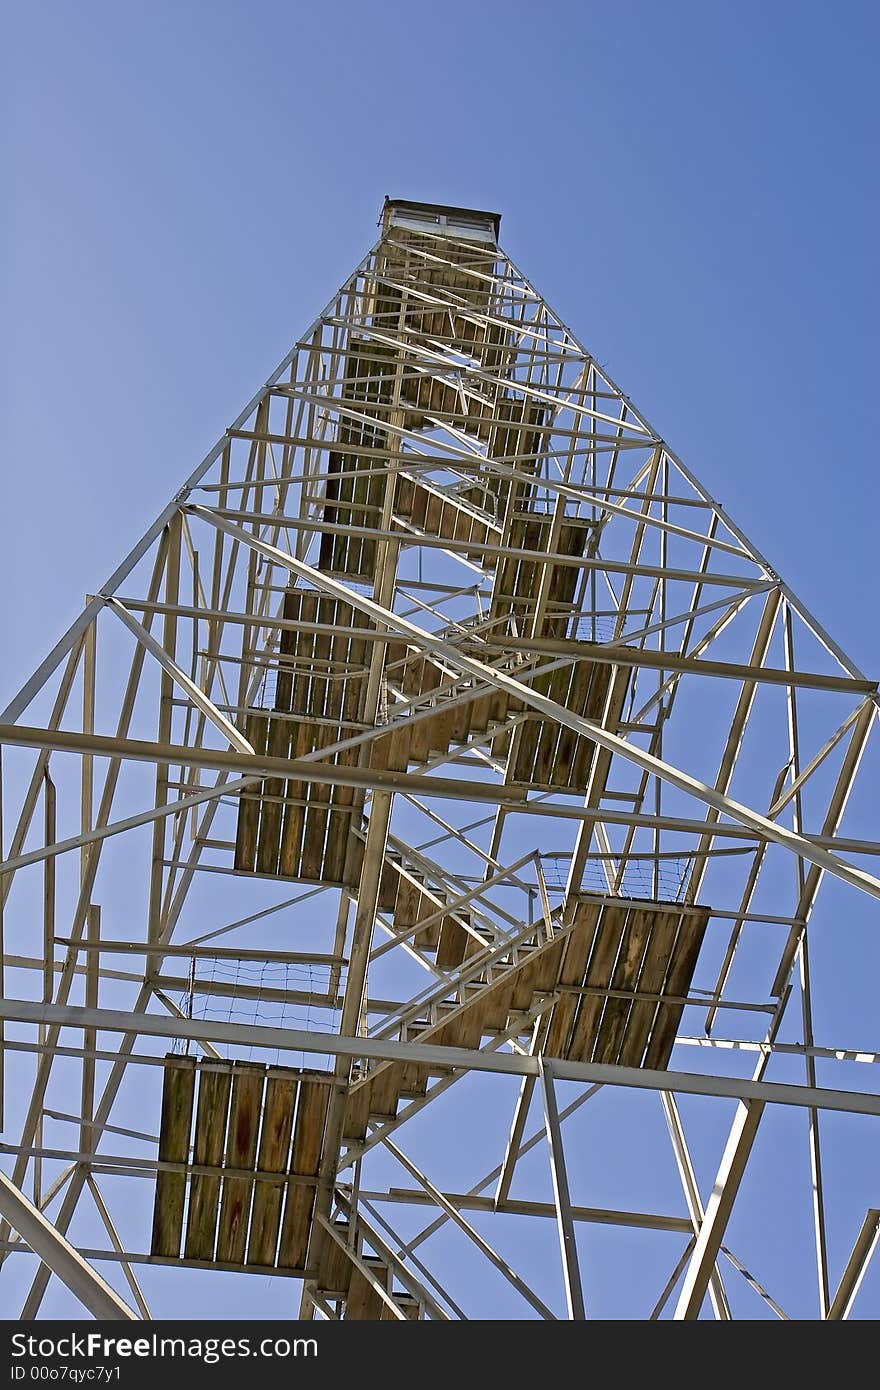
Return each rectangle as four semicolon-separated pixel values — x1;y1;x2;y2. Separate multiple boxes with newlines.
381;197;500;243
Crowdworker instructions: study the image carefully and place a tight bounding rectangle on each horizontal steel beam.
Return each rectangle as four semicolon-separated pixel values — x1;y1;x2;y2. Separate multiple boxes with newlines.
0;1240;307;1279
359;1188;691;1233
0;720;526;809
2;725;877;881
55;937;346;966
2;997;879;1118
189;505;767;591
109;598;873;694
488;638;876;695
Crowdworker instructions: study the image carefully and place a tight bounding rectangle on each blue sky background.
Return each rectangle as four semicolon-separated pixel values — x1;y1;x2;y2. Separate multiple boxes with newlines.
3;0;879;1320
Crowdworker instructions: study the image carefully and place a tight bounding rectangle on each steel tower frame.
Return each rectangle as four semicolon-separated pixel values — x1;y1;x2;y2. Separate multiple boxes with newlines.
1;199;878;1321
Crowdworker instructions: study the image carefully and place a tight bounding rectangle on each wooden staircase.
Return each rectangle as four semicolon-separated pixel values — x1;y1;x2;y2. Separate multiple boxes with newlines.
341;895;710;1149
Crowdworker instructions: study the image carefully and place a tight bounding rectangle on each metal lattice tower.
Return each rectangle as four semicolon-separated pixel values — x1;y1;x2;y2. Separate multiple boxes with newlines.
1;199;878;1321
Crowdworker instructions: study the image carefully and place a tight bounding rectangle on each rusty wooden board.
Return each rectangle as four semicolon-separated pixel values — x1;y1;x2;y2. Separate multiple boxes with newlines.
565;905;629;1062
277;1074;331;1270
246;1070;298;1268
643;907;710;1070
544;902;601;1056
256;707;291;877
216;1061;265;1265
233;713;268;873
184;1062;232;1262
616;908;681;1069
151;1054;196;1259
592;909;654;1064
151;1062;338;1275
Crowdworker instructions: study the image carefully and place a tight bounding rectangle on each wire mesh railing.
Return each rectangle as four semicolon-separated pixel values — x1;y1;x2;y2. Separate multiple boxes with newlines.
539;852;694;904
170;957;340;1068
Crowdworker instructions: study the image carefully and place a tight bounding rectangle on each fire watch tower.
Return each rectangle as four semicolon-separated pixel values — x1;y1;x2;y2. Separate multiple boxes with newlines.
0;199;878;1320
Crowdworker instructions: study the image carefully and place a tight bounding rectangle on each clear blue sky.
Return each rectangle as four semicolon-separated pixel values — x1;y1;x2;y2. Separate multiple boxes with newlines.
3;0;879;1320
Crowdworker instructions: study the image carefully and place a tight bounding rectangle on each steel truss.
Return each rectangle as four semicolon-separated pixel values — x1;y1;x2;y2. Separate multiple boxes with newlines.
1;198;878;1321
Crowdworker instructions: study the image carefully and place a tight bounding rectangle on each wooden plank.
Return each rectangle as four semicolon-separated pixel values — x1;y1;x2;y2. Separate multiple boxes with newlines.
278;716;311;877
312;1217;346;1289
184;1063;232;1262
592;909;654;1064
344;1256;389;1317
292;591;318;689
569;662;611;788
303;597;336;876
216;1061;265;1265
544;903;601;1056
151;1054;196;1259
482;976;516;1032
425;492;442;536
277;1075;329;1269
340;612;368;746
345;1266;384;1320
300;606;332;883
553;665;589;787
299;788;328;882
643;908;710;1070
487;688;510;727
369;1062;405;1121
234;713;267;872
468;690;494;735
247;1070;298;1268
405;706;430;772
509;947;547;1012
323;599;347;726
318;1218;352;1294
386;720;413;772
378;855;400;915
548;524;585;619
510;672;553;783
319;458;343;572
413;882;441;951
533;664;576;785
395;474;415;517
427;699;456;757
252;586;301;874
399;1060;430;1100
451;694;475;744
526;936;567;996
608;663;631;727
394;871;419;929
565;905;628;1061
387;1295;421;1320
409;664;443;763
617;908;681;1069
342;1079;373;1144
326;615;368;888
452;989;493;1049
572;662;629;803
324;798;356;884
256;713;289;875
435;910;469;972
278;593;317;878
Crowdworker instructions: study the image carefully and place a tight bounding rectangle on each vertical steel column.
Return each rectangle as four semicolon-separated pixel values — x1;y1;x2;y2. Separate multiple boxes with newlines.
538;1058;586;1320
